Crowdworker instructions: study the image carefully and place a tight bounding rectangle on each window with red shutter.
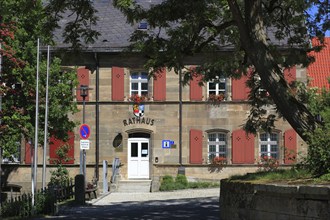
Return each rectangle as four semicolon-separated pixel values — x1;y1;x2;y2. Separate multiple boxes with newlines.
49;131;75;164
284;66;296;85
24;141;32;164
284;129;297;164
232;129;255;164
189;129;203;164
153;68;166;101
76;68;90;101
190;73;203;101
232;75;249;101
112;67;125;101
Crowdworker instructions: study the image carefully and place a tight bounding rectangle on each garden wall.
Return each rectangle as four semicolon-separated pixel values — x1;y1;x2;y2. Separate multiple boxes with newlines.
220;179;330;220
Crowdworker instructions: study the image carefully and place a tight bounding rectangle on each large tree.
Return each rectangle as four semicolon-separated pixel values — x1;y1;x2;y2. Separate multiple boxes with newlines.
112;0;329;141
0;1;87;158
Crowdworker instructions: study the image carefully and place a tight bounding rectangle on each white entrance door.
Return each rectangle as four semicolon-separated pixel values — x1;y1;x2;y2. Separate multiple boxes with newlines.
128;138;149;179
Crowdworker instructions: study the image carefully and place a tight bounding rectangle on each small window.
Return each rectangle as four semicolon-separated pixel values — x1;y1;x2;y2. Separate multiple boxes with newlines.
259;132;279;159
207;132;227;163
208;78;226;98
130;72;149;96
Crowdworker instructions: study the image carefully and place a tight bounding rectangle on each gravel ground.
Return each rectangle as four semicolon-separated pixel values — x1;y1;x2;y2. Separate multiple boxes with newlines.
91;187;220;205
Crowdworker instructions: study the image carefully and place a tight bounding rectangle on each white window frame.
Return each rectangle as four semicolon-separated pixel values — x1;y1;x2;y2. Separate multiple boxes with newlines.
207;132;227;163
130;71;149;96
259;133;279;159
207;78;226;96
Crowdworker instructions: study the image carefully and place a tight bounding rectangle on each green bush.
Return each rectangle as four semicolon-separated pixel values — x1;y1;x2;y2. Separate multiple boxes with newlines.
159;175;176;191
175;174;188;189
159;174;220;191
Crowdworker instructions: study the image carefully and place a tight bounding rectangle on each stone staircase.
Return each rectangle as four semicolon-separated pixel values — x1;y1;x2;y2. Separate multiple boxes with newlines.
111;180;152;193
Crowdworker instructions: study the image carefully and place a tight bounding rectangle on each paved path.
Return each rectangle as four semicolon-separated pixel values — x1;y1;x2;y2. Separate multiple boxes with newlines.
36;188;220;219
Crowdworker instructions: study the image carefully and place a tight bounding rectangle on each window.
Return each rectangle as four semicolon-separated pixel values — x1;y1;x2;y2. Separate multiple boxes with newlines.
207;132;227;163
130;72;149;96
260;133;279;159
208;78;226;100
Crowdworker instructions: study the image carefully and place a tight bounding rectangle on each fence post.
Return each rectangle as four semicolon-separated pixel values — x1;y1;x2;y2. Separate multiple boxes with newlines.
75;174;85;205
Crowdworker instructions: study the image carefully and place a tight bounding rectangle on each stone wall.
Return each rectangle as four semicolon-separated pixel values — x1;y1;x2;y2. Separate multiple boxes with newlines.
220;179;330;220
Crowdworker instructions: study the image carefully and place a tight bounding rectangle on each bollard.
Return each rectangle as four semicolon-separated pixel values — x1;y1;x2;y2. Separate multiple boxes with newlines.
75;174;85;205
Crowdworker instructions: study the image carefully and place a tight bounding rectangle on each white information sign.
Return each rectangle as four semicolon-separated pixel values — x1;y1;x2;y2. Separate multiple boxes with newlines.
80;140;90;150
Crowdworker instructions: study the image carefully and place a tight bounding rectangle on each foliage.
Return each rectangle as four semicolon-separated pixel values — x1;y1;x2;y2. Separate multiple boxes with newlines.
300;87;330;176
175;174;188;189
257;156;280;172
0;1;79;157
159;174;220;191
229;169;311;182
49;144;72;186
113;0;329;141
159;175;176;191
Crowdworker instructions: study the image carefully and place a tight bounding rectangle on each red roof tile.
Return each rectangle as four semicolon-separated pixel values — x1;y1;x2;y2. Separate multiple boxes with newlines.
307;37;330;90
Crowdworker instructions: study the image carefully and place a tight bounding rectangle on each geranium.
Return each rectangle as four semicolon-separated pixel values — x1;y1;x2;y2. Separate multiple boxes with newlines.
128;94;149;104
208;156;227;173
207;93;225;104
258;155;279;172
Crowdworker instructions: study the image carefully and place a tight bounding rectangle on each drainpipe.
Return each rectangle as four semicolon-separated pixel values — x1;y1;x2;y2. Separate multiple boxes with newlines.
178;69;185;175
94;53;100;181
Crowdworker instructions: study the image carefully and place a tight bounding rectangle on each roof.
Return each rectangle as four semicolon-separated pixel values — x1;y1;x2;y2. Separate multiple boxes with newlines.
307;37;330;90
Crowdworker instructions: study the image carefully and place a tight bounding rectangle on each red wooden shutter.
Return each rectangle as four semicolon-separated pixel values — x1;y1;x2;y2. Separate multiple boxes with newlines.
25;140;32;164
232;129;255;164
112;67;125;101
284;66;296;84
153;68;166;101
49;131;75;164
190;73;203;101
76;68;90;101
284;129;297;164
232;75;250;101
190;129;203;164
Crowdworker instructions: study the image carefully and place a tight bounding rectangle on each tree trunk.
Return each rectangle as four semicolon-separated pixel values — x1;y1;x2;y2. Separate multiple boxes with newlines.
228;0;317;142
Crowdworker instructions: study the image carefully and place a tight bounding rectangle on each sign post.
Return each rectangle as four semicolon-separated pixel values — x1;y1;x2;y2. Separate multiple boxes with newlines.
79;124;90;179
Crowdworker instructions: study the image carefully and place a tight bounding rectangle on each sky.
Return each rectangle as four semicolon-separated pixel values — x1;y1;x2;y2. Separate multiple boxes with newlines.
308;5;330;36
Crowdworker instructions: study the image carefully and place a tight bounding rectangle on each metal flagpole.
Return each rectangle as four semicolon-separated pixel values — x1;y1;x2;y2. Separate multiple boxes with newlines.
32;38;40;208
42;45;50;189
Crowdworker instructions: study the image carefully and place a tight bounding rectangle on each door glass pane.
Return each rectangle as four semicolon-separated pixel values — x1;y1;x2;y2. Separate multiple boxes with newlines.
131;143;138;157
141;143;148;157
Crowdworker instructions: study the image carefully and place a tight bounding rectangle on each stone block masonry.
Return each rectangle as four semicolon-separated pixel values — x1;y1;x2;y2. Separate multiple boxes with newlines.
220;179;330;220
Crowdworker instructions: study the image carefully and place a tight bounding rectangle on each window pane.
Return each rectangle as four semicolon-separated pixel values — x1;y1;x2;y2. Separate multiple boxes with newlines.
209;145;216;152
208;133;216;142
270;133;278;141
219;145;226;153
271;145;278;152
219;153;226;158
219;83;225;90
209;82;216;90
131;73;139;79
131;143;138;157
141;83;148;90
131;83;138;90
141;143;148;157
260;133;267;141
218;133;226;141
141;72;148;79
261;145;267;152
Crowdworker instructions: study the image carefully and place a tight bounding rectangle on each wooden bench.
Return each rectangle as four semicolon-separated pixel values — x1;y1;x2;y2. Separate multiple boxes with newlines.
85;186;97;200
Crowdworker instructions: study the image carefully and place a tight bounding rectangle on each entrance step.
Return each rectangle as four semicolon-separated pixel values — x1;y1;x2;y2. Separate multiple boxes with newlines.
116;180;152;193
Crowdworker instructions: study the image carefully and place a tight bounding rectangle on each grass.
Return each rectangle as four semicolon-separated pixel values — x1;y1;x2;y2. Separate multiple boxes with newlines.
228;169;330;185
